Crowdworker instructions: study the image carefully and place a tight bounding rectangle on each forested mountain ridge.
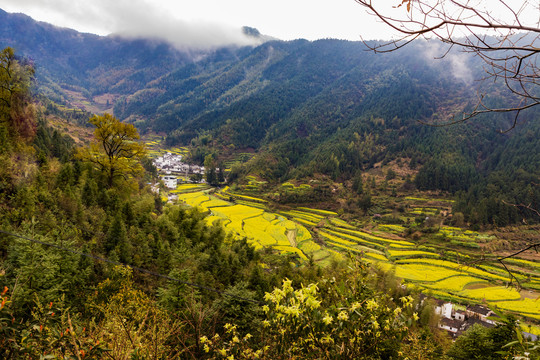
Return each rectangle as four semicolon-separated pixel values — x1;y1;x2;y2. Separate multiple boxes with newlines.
1;8;539;226
0;8;202;111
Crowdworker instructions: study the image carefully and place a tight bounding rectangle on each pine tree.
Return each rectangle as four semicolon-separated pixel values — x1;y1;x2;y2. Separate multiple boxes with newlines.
105;213;127;254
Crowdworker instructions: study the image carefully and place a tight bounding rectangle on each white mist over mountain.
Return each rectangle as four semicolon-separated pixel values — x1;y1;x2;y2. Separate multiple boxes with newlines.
0;0;407;47
0;0;263;49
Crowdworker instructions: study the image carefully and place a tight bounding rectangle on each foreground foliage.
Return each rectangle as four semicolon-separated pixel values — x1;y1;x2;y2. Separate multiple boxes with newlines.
203;264;420;359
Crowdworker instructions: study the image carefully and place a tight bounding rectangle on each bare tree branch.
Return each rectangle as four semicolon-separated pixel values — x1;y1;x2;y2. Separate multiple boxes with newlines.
355;0;539;122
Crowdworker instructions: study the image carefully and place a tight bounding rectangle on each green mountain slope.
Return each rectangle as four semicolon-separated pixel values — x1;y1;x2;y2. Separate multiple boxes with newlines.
1;8;538;225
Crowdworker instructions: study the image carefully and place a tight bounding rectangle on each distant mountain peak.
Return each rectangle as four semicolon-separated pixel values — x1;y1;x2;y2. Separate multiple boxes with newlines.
242;26;277;42
242;26;261;38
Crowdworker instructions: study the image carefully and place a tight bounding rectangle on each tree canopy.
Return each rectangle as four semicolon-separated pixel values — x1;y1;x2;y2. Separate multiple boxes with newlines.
76;113;146;187
0;46;35;146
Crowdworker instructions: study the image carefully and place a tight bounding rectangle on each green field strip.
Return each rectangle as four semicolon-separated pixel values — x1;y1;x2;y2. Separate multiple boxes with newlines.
477;265;529;281
292;217;318;227
522;282;540;291
235;200;267;209
265;225;290;245
323;228;407;249
280;210;324;222
177;191;207;199
202;198;231;208
224;192;268;203
378;224;407;233
329;218;356;229
274;245;308;260
311;249;331;261
295;225;313;242
262;212;276;222
416;287;470;304
325;240;388;261
404;196;454;203
297;240;321;253
213;192;230;200
409;209;438;215
280;212;321;223
326;241;368;254
297;207;337;216
324;226;414;247
318;229;385;251
505;258;540;271
290;210;325;220
325;236;385;255
387;249;441;259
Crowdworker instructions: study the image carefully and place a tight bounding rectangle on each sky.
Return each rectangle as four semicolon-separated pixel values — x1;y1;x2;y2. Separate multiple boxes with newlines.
0;0;536;49
0;0;403;48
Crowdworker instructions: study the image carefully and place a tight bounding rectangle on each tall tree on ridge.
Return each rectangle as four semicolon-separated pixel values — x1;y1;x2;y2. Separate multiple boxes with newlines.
76;113;146;188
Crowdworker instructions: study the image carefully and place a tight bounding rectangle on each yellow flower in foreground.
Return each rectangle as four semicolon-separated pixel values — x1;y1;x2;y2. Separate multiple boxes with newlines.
337;311;349;321
366;299;378;310
323;313;334;325
282;278;293;293
218;348;227;356
350;302;361;311
203;344;210;353
306;297;321;309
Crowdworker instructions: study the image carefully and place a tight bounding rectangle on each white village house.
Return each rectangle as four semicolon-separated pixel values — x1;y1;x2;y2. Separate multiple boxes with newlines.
162;175;177;189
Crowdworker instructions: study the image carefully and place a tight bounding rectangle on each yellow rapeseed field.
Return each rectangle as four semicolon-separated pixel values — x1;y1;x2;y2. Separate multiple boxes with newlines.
387;249;440;258
422;275;488;293
459;286;521;301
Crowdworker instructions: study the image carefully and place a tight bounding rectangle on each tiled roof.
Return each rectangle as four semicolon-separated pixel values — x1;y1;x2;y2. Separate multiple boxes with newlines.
466;304;491;316
440;317;463;330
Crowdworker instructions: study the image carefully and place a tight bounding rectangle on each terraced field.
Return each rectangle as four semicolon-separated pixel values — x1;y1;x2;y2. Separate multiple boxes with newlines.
144;136;188;158
173;187;539;321
177;191;333;265
170;184;211;193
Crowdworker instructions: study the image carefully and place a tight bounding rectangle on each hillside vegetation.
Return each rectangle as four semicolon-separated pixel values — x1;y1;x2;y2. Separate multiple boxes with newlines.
0;8;539;357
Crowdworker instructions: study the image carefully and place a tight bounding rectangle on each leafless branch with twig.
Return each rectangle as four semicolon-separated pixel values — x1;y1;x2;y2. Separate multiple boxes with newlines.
355;0;539;127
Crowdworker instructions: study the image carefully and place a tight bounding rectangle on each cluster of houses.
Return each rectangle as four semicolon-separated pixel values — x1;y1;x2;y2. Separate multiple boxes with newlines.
152;152;205;189
429;297;537;342
433;298;497;338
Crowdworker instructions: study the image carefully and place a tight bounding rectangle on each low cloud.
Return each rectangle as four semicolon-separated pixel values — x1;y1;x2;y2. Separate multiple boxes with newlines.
0;0;261;49
420;41;474;85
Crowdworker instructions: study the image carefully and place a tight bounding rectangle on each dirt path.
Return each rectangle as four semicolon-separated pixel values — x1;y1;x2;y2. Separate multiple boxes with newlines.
287;230;297;247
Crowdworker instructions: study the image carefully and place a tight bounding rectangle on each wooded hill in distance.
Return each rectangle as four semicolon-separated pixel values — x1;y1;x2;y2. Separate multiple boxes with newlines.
1;8;538;226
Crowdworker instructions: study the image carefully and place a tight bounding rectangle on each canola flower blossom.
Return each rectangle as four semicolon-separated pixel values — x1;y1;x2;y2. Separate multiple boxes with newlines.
201;277;418;359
